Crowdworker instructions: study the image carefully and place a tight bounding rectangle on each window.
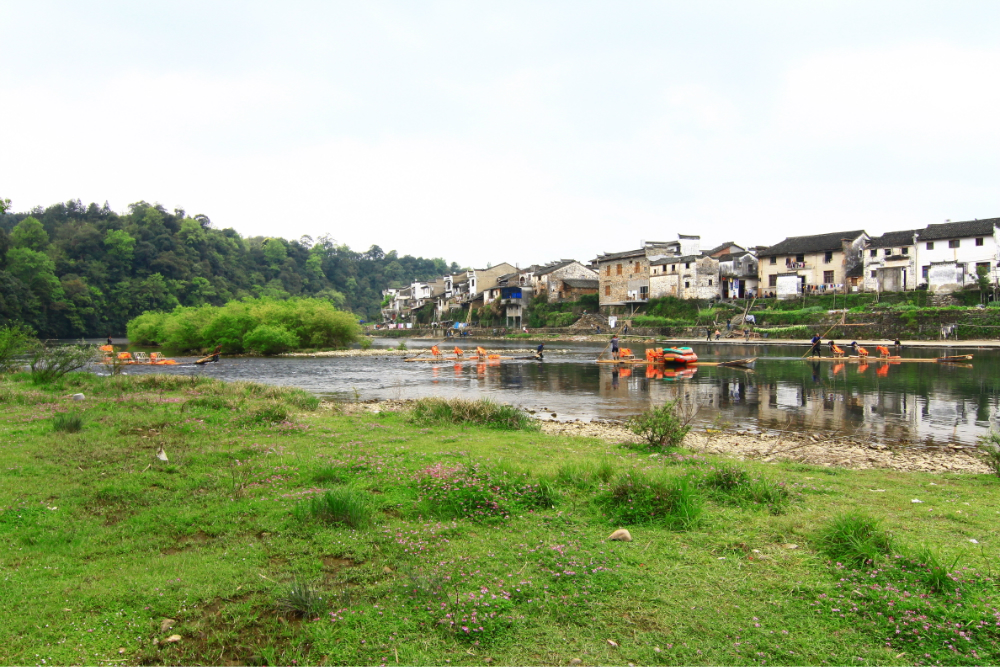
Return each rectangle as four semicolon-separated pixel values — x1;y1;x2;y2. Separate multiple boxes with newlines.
616;264;622;275
768;275;777;287
604;285;610;296
926;241;934;250
671;264;676;271
948;239;960;249
871;270;877;278
975;237;984;246
769;257;777;265
870;249;877;257
796;254;805;263
634;262;641;273
640;285;648;298
684;281;690;288
922;266;929;280
976;262;990;274
605;266;610;276
708;279;713;286
823;270;835;284
884;248;892;256
901;247;908;255
685;262;690;269
825;251;833;263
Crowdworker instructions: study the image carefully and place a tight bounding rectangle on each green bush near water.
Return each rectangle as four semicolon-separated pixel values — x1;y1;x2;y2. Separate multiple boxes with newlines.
126;297;361;354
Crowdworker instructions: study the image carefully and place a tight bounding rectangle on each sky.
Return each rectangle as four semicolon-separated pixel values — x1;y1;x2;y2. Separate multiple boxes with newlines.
1;0;998;268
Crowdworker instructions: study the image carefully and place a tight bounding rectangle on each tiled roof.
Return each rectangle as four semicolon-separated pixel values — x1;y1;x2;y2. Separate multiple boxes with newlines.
706;241;744;256
759;231;866;256
868;230;918;249
595;248;646;262
535;259;578;276
917;218;999;241
561;278;599;289
650;254;708;265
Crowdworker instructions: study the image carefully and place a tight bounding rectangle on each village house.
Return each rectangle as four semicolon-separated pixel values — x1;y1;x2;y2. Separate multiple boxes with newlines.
862;230;919;293
596;237;700;311
533;259;598;302
757;231;868;299
648;254;720;300
916;218;999;293
552;277;599;302
717;250;759;299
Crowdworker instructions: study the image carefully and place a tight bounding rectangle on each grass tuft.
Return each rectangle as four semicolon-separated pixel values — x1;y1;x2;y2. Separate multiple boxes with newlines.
52;412;84;433
699;463;791;513
555;459;617;489
600;471;702;530
294;487;374;528
816;511;893;566
410;397;538;431
276;575;327;617
242;401;292;425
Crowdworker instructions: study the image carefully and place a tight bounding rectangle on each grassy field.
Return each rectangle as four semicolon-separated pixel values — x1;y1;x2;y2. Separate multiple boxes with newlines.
0;373;997;666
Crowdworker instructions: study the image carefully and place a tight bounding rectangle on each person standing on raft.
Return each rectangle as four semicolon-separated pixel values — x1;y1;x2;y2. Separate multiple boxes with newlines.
810;333;822;357
611;335;620;360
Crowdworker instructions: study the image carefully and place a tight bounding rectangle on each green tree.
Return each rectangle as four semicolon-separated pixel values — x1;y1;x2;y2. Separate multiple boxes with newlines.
11;217;49;251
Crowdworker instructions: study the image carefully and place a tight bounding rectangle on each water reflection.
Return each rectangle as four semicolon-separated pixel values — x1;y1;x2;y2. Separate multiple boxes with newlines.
101;339;997;447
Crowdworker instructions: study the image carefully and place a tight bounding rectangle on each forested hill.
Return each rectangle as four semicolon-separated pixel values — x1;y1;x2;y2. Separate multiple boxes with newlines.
0;199;461;338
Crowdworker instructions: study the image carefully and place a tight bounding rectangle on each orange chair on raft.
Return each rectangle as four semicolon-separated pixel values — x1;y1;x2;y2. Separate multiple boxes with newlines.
453;346;463;358
430;345;442;358
857;346;869;358
619;347;635;360
831;344;846;358
475;346;488;360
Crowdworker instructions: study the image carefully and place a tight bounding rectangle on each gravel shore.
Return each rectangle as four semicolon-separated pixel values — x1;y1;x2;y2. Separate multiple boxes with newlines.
329;399;991;474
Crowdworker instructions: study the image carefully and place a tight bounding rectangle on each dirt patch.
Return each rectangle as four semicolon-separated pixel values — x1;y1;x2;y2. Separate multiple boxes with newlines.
322;556;355;570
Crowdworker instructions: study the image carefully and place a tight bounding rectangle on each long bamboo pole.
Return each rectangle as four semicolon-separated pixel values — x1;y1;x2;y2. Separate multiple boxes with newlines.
800;311;846;358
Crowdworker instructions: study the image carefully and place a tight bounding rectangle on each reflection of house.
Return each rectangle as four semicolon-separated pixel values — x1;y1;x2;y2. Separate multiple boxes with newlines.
597;236;701;311
916;219;999;293
649;255;720;299
757;231;868;299
863;230;919;292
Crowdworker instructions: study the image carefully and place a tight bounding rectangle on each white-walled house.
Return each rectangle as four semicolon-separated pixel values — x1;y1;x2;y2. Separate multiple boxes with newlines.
862;230;919;292
916;219;1000;293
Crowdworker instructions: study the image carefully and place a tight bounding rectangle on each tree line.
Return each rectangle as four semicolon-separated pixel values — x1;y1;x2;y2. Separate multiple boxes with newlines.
0;198;461;338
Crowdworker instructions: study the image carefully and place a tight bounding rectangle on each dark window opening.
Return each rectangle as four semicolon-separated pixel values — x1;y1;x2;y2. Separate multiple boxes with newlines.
948;240;960;249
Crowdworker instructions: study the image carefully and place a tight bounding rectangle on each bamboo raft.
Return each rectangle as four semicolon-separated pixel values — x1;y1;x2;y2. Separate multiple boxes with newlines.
404;356;516;363
596;358;755;368
804;354;973;364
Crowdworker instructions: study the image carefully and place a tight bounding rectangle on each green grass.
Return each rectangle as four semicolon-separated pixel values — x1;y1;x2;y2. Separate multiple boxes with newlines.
0;372;997;666
410;396;538;430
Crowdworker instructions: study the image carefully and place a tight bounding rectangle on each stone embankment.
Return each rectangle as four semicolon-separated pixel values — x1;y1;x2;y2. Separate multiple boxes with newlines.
330;399;991;474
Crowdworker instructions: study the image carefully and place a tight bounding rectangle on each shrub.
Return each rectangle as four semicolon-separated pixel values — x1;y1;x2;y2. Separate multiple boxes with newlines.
52;412;84;433
815;512;893;566
244;323;300;355
626;399;691;448
976;429;999;476
410;397;538;431
276;575;327;617
293;487;374;528
600;471;702;529
0;323;36;372
29;344;98;384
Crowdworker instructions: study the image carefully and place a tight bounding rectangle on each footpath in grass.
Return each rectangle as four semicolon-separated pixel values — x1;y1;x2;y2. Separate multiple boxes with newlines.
0;373;997;666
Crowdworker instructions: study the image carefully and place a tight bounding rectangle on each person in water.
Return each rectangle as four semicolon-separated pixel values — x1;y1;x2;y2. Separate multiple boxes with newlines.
810;333;822;357
535;343;544;359
106;333;113;345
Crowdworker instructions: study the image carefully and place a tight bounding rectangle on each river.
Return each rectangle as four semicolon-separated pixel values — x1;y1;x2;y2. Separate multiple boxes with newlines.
95;337;999;449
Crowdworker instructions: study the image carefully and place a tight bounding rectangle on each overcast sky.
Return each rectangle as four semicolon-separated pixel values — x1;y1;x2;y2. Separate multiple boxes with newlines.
2;1;997;268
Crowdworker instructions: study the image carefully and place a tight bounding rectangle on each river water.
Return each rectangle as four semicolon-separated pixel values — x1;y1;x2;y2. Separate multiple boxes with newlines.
101;337;998;448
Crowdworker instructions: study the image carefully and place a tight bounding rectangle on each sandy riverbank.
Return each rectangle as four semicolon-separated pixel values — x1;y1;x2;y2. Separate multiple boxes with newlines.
330;399;992;474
